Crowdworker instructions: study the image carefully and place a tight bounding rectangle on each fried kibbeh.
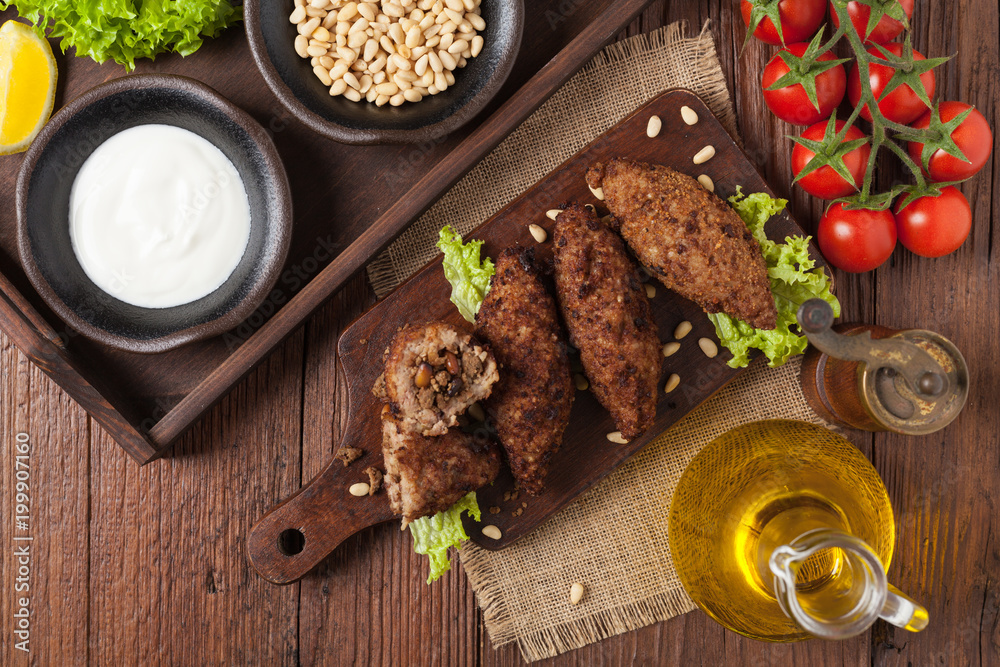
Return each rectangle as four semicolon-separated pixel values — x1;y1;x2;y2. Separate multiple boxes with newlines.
586;158;777;330
384;322;499;437
553;204;662;440
381;413;501;527
475;247;574;495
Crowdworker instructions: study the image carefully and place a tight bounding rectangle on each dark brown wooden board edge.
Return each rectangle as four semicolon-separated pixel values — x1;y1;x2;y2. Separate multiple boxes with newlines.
0;0;655;464
332;90;828;551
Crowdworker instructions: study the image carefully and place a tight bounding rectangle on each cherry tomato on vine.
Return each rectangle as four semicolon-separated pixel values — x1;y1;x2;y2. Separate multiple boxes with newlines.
792;120;870;199
907;101;994;182
762;43;847;126
847;43;935;124
829;0;914;44
893;187;972;258
741;0;827;46
818;203;896;273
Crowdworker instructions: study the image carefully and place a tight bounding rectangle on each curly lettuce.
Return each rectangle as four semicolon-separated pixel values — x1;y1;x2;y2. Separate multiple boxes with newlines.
2;0;242;71
408;492;481;584
437;225;494;323
709;188;840;368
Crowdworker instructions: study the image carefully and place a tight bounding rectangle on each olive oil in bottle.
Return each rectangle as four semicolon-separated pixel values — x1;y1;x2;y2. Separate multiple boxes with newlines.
668;420;898;641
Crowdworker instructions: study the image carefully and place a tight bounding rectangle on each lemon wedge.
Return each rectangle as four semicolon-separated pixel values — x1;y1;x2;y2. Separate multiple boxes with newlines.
0;20;57;155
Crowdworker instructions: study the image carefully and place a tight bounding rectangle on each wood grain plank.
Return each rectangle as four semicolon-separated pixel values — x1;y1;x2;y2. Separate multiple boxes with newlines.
869;1;1000;664
0;332;90;665
86;334;306;665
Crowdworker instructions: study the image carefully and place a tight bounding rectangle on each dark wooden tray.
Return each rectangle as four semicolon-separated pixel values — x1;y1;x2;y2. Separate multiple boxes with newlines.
0;0;655;464
247;89;829;585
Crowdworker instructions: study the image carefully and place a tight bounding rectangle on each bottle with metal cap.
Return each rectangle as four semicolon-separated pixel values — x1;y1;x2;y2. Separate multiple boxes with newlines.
797;299;969;435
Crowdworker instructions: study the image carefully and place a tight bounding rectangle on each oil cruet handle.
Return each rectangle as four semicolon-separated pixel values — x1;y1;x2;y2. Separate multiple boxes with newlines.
768;528;929;639
881;584;930;632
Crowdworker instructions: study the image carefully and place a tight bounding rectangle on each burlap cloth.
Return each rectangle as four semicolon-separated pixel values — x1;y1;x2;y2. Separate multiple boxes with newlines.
366;22;829;662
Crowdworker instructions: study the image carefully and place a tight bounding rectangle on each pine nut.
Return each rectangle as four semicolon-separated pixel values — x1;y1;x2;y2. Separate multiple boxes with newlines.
294;34;310;57
644;284;656;298
313;65;333;86
438;49;457;70
674;321;692;340
693;145;716;165
680;105;699;125
664;374;680;394
528;224;547;243
482;525;502;540
697;174;715;192
468;402;485;422
299;17;321;35
546;209;561;220
646;115;662;138
330;79;348;96
589;185;605;201
570;583;585;605
349;482;370;496
662;342;680;357
698;337;719;358
607;431;629;444
295;0;485;104
574;374;589;391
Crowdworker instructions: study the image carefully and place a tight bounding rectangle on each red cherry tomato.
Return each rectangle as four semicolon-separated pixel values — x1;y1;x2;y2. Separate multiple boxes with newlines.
893;187;972;258
847;43;935;124
762;43;847;126
907;101;994;182
818;203;896;272
829;0;914;44
741;0;827;46
792;120;871;199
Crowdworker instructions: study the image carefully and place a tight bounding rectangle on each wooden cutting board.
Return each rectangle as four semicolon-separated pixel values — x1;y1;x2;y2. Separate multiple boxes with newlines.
248;89;826;585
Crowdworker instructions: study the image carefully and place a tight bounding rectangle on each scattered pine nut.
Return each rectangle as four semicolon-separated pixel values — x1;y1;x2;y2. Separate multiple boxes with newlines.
546;209;561;221
697;174;715;192
674;320;692;340
680;105;699;125
662;342;680;357
664;373;680;393
468;402;485;422
349;482;371;497
646;115;662;138
693;145;716;165
606;431;629;444
698;337;719;358
574;374;589;391
644;284;656;298
589;185;605;201
528;223;547;243
570;582;586;605
482;525;502;540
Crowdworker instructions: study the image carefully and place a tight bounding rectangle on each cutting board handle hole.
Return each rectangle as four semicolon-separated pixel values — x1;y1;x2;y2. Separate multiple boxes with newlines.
277;528;305;556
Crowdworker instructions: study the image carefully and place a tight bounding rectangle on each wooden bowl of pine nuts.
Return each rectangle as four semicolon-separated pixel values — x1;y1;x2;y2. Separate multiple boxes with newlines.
246;0;524;145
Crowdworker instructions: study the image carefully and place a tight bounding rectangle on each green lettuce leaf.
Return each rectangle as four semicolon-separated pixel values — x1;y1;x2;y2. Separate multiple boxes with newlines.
710;188;841;368
437;225;494;323
2;0;241;71
408;492;481;584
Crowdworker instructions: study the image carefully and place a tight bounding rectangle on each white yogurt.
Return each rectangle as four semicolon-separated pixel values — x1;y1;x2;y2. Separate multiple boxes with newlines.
69;124;252;309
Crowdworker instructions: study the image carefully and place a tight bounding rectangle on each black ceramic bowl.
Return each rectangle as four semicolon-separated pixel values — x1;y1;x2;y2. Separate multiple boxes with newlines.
16;74;293;354
245;0;524;145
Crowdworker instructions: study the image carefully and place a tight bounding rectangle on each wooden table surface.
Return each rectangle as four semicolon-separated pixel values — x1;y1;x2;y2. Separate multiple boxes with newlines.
2;1;998;664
